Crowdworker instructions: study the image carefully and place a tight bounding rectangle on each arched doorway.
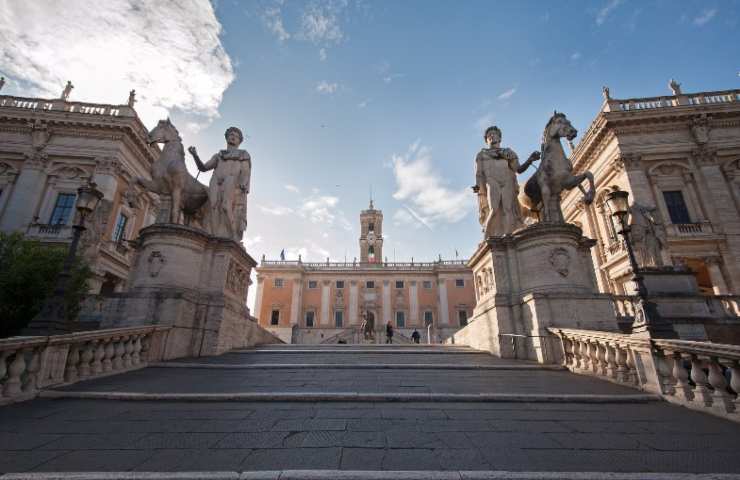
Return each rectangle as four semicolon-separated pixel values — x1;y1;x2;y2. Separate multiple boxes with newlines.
362;310;376;340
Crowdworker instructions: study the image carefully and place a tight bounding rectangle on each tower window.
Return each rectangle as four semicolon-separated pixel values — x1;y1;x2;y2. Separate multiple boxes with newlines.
662;191;692;224
368;222;375;232
368;245;375;262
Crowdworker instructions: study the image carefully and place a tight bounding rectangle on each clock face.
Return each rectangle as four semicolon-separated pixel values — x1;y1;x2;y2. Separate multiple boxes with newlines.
367;232;375;241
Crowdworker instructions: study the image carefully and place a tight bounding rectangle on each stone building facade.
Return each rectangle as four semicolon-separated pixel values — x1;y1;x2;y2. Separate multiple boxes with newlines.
561;85;740;297
0;91;159;297
255;203;476;344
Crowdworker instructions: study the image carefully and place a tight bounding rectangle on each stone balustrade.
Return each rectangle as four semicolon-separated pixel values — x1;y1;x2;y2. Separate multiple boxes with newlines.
25;223;74;241
605;88;740;112
261;259;467;271
0;326;169;406
549;327;740;422
0;95;136;117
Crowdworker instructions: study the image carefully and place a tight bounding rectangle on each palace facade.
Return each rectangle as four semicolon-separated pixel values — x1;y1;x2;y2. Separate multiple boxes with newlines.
255;202;476;344
0;91;158;298
561;84;740;296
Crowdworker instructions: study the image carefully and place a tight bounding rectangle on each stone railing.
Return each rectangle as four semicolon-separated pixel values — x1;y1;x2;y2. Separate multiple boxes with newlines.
668;222;714;237
612;294;740;322
25;223;73;241
605;89;740;112
0;326;169;406
0;95;137;117
261;259;468;271
549;327;740;422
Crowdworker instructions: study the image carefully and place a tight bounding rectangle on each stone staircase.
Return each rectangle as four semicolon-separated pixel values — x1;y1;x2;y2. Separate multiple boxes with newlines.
2;344;740;477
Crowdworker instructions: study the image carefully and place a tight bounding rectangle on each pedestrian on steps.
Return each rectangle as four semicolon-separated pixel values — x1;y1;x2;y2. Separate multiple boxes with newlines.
411;329;421;344
386;322;394;344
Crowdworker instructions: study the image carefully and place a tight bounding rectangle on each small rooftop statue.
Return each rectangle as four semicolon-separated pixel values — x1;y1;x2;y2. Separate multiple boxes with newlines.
0;77;5;91
602;85;610;100
128;89;136;107
60;80;74;101
668;78;682;96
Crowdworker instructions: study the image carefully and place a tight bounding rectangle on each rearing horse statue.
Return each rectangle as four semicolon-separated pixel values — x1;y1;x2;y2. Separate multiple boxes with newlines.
521;111;595;223
136;119;209;225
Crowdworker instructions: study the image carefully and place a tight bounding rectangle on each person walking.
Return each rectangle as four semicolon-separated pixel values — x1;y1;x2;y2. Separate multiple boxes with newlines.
411;329;421;344
386;322;394;344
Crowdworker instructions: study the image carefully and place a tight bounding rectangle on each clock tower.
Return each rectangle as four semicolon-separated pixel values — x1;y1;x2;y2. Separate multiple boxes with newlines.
359;200;383;263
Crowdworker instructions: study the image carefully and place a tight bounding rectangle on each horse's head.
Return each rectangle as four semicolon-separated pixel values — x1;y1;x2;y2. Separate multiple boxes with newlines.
147;118;180;145
542;111;578;143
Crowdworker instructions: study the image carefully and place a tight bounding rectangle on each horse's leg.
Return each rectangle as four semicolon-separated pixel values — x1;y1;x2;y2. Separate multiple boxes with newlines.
135;176;159;193
563;172;596;204
540;180;552;223
170;185;182;224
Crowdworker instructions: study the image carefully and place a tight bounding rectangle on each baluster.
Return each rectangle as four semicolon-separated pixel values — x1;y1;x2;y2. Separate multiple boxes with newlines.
596;342;607;376
123;336;134;368
589;341;600;375
614;344;629;384
112;338;125;370
65;345;80;383
3;350;25;397
103;340;115;372
78;342;94;379
656;351;675;395
22;348;41;393
132;336;143;365
91;340;104;375
671;352;693;401
625;348;638;385
0;351;8;398
708;358;734;413
730;362;740;413
581;341;592;372
605;343;618;379
690;355;712;406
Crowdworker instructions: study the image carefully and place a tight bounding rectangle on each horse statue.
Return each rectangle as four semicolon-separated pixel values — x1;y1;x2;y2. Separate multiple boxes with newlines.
521;111;595;223
136;119;209;226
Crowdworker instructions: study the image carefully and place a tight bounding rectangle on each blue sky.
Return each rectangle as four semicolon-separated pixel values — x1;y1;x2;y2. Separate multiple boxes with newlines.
1;0;739;308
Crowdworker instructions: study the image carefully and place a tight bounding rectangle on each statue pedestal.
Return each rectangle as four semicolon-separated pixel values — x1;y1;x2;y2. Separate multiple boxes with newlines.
101;224;257;359
455;223;618;362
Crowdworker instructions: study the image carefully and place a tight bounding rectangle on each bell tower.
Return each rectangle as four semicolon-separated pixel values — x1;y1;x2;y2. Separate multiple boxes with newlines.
359;200;383;263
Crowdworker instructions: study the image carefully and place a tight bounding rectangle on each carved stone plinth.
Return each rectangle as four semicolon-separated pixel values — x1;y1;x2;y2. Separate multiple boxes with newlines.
100;224;257;359
456;223;618;362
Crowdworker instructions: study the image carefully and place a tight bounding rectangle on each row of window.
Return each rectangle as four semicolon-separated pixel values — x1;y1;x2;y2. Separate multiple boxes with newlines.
48;193;129;242
274;278;466;289
269;309;469;328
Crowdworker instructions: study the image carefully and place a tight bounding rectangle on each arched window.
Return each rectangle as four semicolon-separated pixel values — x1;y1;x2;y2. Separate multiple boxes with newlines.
368;245;375;262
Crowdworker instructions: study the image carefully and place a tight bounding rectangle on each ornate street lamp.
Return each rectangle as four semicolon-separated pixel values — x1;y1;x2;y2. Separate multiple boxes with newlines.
24;181;103;335
605;190;676;338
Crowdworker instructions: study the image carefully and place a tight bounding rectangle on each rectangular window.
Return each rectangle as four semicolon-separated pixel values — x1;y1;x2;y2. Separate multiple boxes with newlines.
395;311;405;328
270;310;280;326
112;213;129;242
334;310;343;327
395;280;404;289
424;311;433;327
308;280;317;289
274;278;284;288
662;191;692;224
366;280;375;289
49;193;76;225
336;280;345;289
422;280;432;289
455;278;465;288
458;310;468;327
368;222;375;232
305;311;315;327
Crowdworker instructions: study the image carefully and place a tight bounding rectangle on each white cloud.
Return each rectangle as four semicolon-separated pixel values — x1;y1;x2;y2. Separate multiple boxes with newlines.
693;8;717;26
285;184;300;193
263;5;291;42
243;235;262;249
319;48;328;61
596;0;623;26
390;142;473;228
497;87;517;100
358;99;370;108
0;1;234;128
316;81;339;94
300;1;345;45
570;52;582;61
299;194;339;224
259;204;294;216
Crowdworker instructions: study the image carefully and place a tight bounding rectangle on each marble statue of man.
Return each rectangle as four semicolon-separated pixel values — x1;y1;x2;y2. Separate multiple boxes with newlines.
474;126;539;237
188;127;251;241
61;81;74;101
629;203;667;267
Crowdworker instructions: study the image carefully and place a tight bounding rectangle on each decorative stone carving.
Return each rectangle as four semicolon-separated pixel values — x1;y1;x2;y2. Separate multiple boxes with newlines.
95;156;121;177
188;126;251;241
549;247;571;277
521;112;595;224
474;125;539;237
147;251;166;277
225;260;248;294
693;147;717;165
629;203;667;268
61;80;74;101
669;79;682;96
622;153;642;170
690;114;710;145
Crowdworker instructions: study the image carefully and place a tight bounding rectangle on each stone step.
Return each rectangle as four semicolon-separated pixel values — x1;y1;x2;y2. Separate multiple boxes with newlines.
234;349;489;355
152;362;565;371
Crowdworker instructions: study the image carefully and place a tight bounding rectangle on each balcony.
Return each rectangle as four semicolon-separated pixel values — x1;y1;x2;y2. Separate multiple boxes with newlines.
25;223;73;242
668;222;715;238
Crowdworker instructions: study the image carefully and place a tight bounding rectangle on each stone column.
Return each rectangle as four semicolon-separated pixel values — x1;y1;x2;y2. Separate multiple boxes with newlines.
91;156;120;200
320;280;331;326
382;280;391;324
289;278;301;325
438;279;449;326
0;158;48;231
621;155;654;206
349;280;359;324
253;276;264;321
705;257;729;295
409;280;419;326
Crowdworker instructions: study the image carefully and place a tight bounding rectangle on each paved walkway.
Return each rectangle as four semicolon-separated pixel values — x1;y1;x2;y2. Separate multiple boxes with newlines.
2;344;740;476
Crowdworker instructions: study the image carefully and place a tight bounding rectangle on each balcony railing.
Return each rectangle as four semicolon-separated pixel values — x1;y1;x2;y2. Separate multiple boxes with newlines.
26;223;73;241
669;222;714;237
0;95;136;117
605;89;740;112
260;259;468;271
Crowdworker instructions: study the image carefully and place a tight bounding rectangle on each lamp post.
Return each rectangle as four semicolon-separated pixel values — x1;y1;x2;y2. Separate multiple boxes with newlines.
605;190;676;338
24;181;103;335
